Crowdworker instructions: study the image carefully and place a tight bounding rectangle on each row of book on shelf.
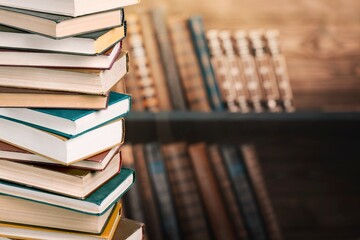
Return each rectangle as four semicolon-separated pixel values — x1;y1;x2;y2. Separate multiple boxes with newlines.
0;0;144;239
121;142;283;240
125;9;295;113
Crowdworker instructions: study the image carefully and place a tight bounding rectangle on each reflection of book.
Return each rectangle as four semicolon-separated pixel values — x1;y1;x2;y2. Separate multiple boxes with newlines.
0;25;126;55
0;6;124;39
0;202;122;240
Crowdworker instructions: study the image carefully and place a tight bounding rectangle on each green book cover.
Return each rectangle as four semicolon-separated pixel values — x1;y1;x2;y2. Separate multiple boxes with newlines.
0;168;135;216
0;92;131;139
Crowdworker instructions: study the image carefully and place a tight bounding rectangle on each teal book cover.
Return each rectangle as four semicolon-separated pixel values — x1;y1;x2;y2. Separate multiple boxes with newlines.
188;16;224;111
0;92;131;139
0;168;135;216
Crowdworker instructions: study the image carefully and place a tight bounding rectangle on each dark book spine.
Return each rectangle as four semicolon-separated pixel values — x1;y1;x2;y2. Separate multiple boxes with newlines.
221;144;268;240
150;8;187;110
188;16;224;111
168;17;211;112
162;142;211;240
145;143;181;240
241;144;283;240
208;144;249;240
188;143;237;240
133;144;164;240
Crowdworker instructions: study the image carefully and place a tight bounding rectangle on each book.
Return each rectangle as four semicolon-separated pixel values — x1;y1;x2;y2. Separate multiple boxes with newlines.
264;30;295;112
0;52;129;94
0;117;124;164
113;218;145;240
233;30;264;112
0;6;124;39
188;143;236;240
0;168;135;215
162;142;211;240
139;13;172;111
208;145;248;240
0;42;122;68
0;87;114;109
0;24;127;55
0;0;140;17
0;92;130;139
0;201;122;240
0;152;121;198
0;194;117;233
168;16;211;112
133;144;164;240
188;15;223;111
144;143;181;240
221;144;267;240
126;14;161;112
0;142;120;171
150;8;187;110
241;144;283;240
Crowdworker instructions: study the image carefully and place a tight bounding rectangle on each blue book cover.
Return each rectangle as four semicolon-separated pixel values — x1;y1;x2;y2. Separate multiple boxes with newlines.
188;16;224;111
221;145;268;240
0;92;131;139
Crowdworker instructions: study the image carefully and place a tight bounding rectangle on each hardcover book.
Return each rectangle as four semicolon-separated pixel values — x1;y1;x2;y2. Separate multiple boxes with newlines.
0;6;124;39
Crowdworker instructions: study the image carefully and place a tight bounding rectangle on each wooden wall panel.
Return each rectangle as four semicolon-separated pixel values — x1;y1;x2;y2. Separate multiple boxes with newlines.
128;0;360;110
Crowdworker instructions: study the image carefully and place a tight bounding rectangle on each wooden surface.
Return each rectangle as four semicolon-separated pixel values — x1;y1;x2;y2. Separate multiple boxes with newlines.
128;0;360;110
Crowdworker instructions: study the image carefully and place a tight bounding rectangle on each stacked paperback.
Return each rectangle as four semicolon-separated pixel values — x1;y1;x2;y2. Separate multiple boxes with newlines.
0;0;144;239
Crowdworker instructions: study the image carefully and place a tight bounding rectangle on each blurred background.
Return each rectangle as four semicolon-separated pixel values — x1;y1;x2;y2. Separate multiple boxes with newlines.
120;0;360;239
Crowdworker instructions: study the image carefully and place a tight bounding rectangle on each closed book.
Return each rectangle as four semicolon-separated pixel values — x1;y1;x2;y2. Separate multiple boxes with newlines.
144;143;181;240
221;144;267;240
168;17;211;112
150;8;187;110
0;42;122;68
0;142;120;171
0;168;135;215
0;152;121;198
0;52;129;94
0;194;117;233
0;92;130;139
188;143;236;240
188;15;223;111
0;201;122;240
133;144;164;240
208;145;248;240
113;218;145;240
0;24;127;55
0;6;124;39
0;0;140;17
162;142;211;240
241;144;283;240
0;118;124;164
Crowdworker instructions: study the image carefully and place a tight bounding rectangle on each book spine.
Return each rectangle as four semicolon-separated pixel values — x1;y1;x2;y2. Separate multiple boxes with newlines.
241;144;283;240
150;8;187;110
188;16;224;111
139;13;173;111
232;31;264;112
145;143;181;240
162;142;211;240
127;14;161;112
221;144;267;240
219;30;251;113
168;17;211;112
264;30;295;112
208;144;249;240
188;143;237;240
133;144;164;240
249;30;282;112
206;29;239;112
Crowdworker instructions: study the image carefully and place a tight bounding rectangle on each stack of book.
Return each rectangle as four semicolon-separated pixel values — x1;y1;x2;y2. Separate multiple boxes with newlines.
0;0;144;239
122;142;282;240
124;9;295;113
